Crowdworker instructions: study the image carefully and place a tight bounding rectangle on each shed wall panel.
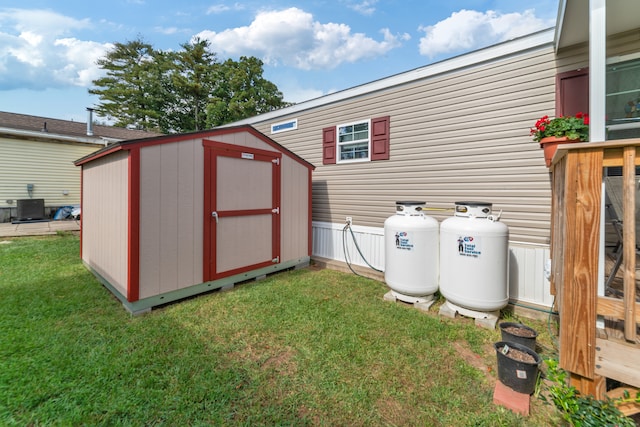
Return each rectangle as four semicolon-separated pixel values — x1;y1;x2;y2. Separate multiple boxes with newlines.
139;139;203;299
81;150;129;296
0;137;101;208
280;156;310;260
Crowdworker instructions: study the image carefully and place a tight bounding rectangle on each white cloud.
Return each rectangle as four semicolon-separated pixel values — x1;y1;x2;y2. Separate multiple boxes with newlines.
196;7;406;70
54;38;113;86
154;26;186;35
349;0;378;16
0;8;111;90
206;3;245;15
418;9;552;58
207;4;230;14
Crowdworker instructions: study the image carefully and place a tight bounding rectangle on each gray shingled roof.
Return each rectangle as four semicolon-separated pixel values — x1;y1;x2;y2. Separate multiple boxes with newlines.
0;111;163;140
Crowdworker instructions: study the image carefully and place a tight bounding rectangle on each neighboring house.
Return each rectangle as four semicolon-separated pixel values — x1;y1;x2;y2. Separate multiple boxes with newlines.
225;0;640;312
0;111;161;222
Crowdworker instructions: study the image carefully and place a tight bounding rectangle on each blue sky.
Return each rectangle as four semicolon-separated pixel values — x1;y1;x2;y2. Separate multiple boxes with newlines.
0;0;558;122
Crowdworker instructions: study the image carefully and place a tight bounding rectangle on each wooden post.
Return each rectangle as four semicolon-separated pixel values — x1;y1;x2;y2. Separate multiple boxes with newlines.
570;373;607;399
559;149;602;379
622;146;636;342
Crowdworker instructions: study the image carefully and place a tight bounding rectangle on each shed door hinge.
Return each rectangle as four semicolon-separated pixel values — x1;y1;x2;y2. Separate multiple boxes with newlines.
272;207;280;214
272;158;280;165
272;256;280;263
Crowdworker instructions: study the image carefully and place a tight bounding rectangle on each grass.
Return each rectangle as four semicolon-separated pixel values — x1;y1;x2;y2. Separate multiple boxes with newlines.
0;235;562;426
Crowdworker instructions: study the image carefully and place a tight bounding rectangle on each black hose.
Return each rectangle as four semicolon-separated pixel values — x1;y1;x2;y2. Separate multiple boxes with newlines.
342;223;384;277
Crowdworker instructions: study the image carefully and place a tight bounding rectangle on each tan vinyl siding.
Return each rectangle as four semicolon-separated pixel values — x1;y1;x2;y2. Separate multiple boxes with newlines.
82;150;129;296
139;139;204;299
250;45;559;245
251;30;640;246
0;137;101;208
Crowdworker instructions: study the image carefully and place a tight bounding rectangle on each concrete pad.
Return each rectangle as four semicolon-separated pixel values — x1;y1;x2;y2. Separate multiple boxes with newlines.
438;302;458;319
414;299;435;312
383;291;397;302
493;380;530;416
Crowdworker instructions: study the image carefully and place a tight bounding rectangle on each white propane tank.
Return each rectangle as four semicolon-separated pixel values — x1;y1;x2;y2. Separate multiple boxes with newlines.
384;201;439;302
439;201;509;311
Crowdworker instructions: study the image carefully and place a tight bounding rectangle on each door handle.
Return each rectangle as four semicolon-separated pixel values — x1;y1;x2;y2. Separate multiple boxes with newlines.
211;211;218;224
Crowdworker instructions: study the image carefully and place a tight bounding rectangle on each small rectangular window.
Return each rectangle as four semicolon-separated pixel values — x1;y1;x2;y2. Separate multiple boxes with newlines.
337;120;370;162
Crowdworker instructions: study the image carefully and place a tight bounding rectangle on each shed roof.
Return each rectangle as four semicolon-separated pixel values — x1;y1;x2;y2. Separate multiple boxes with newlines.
74;125;315;170
0;111;162;143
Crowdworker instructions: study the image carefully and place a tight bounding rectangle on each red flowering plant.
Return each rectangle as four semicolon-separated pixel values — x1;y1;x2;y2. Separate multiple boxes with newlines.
530;112;590;143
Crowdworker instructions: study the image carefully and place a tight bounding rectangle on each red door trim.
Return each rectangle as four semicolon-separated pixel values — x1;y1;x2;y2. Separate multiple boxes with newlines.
272;153;281;259
203;140;281;282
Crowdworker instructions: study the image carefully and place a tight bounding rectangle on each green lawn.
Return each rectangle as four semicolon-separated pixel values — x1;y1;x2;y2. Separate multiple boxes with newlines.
0;234;561;426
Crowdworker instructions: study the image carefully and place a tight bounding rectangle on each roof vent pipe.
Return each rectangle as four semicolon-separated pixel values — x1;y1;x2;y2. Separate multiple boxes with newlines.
86;107;94;136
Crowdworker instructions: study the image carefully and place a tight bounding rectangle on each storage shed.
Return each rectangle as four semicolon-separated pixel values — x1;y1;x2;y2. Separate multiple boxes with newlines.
75;126;314;314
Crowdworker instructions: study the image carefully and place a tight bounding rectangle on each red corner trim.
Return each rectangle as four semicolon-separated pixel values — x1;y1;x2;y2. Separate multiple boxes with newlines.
308;168;313;257
79;166;83;259
127;148;140;302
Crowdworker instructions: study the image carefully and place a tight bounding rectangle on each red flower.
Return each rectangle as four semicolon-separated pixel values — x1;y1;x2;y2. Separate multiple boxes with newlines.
583;115;590;125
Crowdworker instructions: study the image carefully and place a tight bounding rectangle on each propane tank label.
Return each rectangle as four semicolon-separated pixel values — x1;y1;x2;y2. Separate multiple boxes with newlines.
457;236;481;258
394;232;414;251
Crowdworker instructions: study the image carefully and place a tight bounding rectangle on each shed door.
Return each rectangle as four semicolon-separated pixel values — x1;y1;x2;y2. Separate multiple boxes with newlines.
203;140;281;281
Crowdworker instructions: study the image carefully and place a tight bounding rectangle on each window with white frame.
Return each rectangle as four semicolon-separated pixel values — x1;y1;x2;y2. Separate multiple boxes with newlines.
337;119;370;162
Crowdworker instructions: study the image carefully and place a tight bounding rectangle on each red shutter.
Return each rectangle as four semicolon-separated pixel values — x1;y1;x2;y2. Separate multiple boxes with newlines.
322;126;336;165
370;115;390;161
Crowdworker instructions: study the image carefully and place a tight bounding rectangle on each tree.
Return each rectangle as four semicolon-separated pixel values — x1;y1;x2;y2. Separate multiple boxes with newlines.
89;38;171;132
91;39;289;133
206;56;286;127
168;38;218;132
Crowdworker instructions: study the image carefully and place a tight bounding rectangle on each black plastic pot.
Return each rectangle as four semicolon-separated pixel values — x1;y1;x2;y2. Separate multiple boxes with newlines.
494;341;541;394
499;322;538;351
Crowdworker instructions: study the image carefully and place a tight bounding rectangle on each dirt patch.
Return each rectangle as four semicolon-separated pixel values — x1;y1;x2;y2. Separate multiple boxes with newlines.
261;347;298;375
376;396;414;426
451;341;496;383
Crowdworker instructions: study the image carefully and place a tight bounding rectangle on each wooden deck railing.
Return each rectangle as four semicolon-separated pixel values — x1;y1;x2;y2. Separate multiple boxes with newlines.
550;138;640;398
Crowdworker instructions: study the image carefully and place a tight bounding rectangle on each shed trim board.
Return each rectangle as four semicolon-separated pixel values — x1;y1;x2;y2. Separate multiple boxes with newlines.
77;126;314;312
75;125;314;170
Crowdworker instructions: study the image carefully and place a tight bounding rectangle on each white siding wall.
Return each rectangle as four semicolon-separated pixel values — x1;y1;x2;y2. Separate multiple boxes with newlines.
312;221;553;308
0;137;102;209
